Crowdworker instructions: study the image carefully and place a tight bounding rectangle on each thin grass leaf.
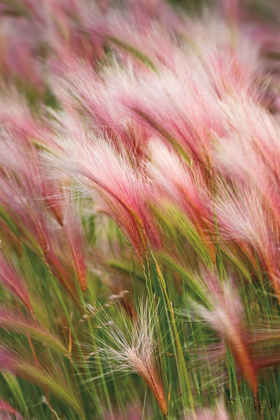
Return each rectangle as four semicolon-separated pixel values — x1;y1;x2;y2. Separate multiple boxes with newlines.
0;309;69;357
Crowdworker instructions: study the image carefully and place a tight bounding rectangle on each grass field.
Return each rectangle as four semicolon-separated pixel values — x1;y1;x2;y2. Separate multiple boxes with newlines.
0;0;280;419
